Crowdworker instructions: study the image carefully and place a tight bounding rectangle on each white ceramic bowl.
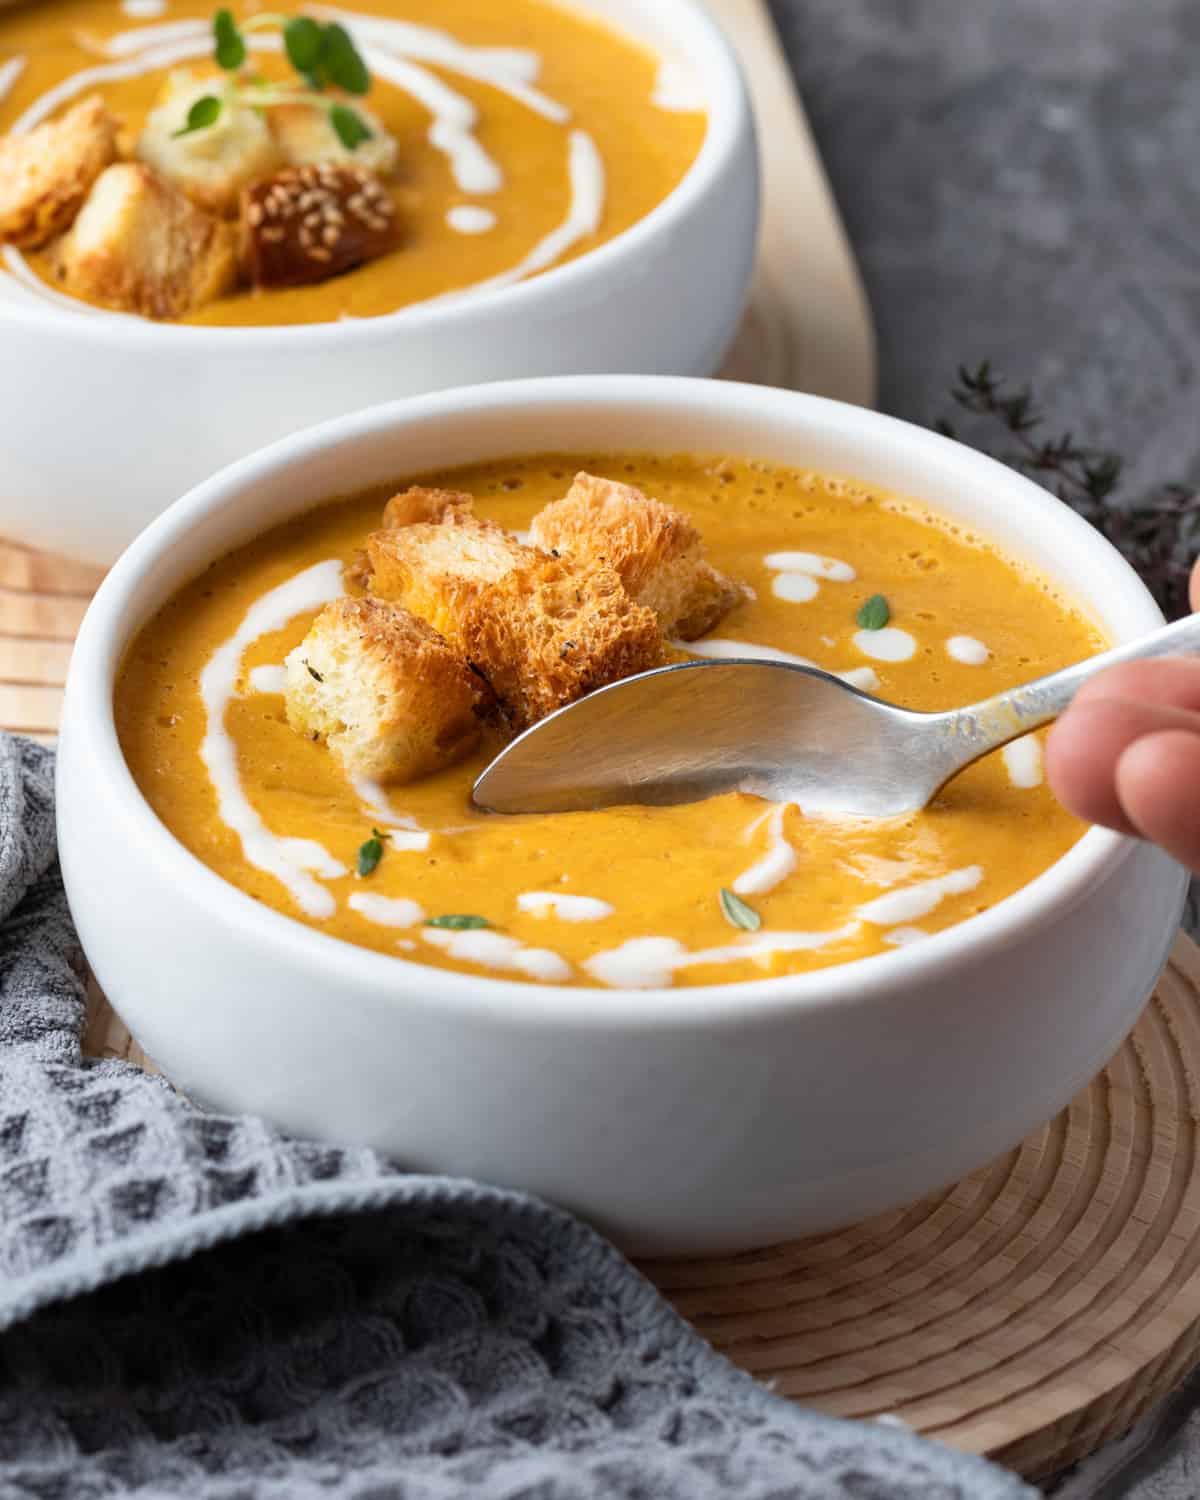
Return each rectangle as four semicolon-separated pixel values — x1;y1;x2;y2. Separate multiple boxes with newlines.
57;376;1187;1256
0;0;756;565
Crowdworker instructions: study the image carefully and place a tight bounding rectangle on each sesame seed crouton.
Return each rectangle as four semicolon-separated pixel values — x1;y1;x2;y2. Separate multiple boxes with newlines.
368;519;665;731
0;95;120;250
529;472;745;640
52;163;237;319
137;71;283;218
381;487;476;529
284;596;486;783
268;99;400;178
238;164;398;289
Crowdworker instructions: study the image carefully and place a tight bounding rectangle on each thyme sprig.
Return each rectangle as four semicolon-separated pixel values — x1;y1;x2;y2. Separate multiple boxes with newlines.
938;362;1199;619
174;8;372;150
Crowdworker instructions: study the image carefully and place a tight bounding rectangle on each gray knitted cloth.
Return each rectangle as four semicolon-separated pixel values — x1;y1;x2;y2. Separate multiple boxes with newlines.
0;733;1034;1499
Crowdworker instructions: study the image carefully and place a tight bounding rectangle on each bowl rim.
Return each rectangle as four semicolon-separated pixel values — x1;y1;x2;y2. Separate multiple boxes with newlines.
62;374;1161;1030
1;0;751;349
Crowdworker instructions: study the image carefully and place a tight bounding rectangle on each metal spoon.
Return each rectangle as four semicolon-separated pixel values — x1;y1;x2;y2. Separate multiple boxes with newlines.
472;614;1200;817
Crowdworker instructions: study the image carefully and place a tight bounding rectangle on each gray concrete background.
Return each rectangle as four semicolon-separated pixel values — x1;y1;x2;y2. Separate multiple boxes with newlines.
769;0;1200;496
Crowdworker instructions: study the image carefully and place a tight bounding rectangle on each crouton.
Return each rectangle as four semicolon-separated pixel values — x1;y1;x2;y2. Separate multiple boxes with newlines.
381;487;476;530
239;164;398;288
52;163;237;319
368;516;533;643
368;520;664;730
529;472;745;640
268;99;399;178
0;95;120;250
137;71;282;217
284;596;486;782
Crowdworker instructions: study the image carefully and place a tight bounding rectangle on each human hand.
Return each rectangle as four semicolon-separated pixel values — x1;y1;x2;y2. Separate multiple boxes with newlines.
1046;560;1200;871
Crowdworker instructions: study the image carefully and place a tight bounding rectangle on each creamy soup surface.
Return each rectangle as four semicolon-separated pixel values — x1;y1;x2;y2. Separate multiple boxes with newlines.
0;0;704;323
116;455;1104;989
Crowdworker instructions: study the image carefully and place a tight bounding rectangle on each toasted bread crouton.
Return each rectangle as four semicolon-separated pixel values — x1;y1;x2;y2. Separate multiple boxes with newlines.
0;95;119;250
137;71;282;217
368;520;664;730
284;596;486;782
529;472;745;640
368;516;533;642
52;163;237;318
269;100;399;178
382;487;476;530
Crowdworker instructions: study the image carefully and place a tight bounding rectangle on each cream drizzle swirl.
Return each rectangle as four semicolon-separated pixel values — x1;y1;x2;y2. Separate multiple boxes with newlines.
199;560;347;919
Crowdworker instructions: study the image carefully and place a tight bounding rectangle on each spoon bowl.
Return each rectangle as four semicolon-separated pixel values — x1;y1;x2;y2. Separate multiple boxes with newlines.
473;612;1200;817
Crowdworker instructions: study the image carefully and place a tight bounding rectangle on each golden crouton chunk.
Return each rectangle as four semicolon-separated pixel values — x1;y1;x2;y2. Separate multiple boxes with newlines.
530;472;745;640
268;100;400;178
382;487;476;530
0;95;119;250
368;516;534;644
137;71;283;218
52;163;237;319
368;519;665;731
284;596;486;783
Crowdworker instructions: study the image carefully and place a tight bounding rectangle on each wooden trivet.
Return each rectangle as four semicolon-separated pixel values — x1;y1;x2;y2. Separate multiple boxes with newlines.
81;934;1200;1485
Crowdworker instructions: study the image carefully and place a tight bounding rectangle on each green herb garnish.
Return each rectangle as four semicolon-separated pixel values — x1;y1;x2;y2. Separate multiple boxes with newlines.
306;661;324;683
282;15;323;73
177;9;373;150
719;888;761;932
356;827;389;877
856;594;891;631
426;914;491;930
213;6;246;69
321;22;370;94
330;101;371;150
172;93;223;138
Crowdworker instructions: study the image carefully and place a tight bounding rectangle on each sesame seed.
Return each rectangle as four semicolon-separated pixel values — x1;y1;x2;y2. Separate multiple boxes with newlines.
308;246;332;261
261;226;284;243
246;202;263;228
322;224;340;246
365;215;388;233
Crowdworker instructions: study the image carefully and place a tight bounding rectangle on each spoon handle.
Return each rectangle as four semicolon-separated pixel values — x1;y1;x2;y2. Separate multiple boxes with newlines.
937;612;1200;769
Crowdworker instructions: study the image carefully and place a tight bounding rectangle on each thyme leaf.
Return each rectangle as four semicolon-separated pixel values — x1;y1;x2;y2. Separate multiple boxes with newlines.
857;594;890;631
719;887;761;932
356;827;389;878
426;914;491;930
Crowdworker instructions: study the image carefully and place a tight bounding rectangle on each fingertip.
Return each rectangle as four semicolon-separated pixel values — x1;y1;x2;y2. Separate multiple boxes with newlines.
1115;730;1200;871
1045;699;1139;833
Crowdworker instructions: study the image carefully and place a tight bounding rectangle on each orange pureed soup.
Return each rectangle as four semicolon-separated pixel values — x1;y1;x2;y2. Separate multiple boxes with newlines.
0;0;705;324
116;454;1103;989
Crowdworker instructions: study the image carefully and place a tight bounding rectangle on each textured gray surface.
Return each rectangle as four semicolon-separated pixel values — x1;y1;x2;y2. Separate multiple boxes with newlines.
770;0;1200;494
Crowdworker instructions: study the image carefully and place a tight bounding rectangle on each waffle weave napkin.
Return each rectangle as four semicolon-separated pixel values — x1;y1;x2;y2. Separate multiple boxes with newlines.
0;731;1038;1498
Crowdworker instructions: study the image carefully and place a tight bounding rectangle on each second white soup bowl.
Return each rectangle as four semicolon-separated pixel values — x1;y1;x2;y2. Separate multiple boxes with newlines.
57;376;1187;1255
0;0;756;564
